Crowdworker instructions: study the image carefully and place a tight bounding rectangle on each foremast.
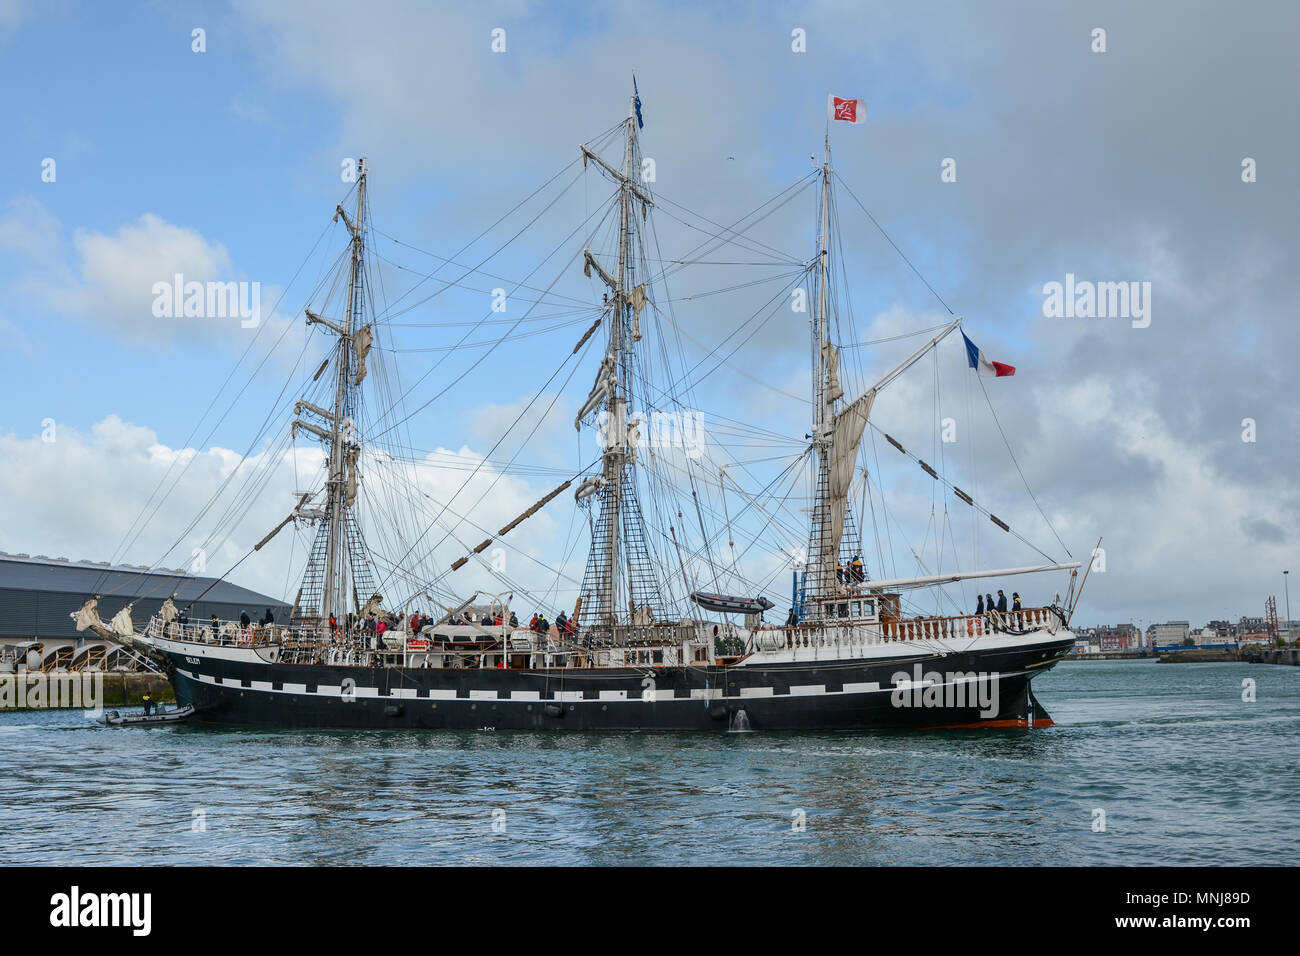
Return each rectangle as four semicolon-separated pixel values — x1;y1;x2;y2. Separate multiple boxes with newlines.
808;136;839;610
802;140;963;620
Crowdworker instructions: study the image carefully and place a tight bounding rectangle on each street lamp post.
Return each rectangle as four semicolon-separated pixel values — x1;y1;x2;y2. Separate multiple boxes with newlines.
1284;571;1291;640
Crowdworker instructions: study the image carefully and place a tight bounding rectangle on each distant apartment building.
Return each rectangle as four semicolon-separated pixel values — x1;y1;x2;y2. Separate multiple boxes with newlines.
1096;623;1139;652
1069;624;1138;653
1152;621;1191;648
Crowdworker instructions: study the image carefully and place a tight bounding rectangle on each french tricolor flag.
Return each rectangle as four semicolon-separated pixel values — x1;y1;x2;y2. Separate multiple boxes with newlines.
961;330;1016;378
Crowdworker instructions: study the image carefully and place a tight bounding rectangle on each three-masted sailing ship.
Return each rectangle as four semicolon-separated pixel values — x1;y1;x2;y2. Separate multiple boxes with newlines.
75;87;1085;731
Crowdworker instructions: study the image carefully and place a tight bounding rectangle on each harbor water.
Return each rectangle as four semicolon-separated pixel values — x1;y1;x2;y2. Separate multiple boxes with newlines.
2;659;1296;866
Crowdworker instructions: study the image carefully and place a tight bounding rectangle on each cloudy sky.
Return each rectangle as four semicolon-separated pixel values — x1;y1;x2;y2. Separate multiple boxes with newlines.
0;0;1296;630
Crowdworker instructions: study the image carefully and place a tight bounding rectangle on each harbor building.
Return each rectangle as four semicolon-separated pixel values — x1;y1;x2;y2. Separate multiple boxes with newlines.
0;552;288;672
1151;620;1191;650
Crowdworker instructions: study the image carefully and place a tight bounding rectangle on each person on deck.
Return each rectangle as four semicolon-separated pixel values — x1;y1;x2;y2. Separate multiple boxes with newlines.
509;612;519;628
976;594;985;616
996;590;1008;614
240;609;251;629
1012;592;1022;611
262;608;275;626
328;614;338;637
141;690;154;716
850;555;865;583
784;607;797;627
836;563;845;584
529;613;539;632
985;594;996;629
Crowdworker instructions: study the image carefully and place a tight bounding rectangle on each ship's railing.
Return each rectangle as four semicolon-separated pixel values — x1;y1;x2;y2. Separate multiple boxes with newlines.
879;607;1053;641
763;606;1057;651
146;616;319;648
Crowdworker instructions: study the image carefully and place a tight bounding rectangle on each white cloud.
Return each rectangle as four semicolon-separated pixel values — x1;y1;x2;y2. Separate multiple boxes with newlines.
0;415;583;619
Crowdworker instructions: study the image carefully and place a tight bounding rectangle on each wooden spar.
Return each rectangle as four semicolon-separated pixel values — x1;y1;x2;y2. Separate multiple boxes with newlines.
572;318;602;354
447;480;572;571
862;562;1082;591
953;486;974;505
886;434;906;455
497;480;571;536
311;358;329;382
918;459;938;479
254;493;311;551
1068;535;1102;624
989;513;1010;532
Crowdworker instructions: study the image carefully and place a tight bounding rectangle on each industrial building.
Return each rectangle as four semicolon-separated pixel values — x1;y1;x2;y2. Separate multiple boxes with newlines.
0;552;289;672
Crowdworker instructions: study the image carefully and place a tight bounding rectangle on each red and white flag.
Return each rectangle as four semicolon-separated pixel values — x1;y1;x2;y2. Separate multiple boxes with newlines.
828;95;866;125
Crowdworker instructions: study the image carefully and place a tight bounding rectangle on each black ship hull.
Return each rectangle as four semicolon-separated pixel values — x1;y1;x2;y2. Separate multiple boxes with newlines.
155;635;1072;732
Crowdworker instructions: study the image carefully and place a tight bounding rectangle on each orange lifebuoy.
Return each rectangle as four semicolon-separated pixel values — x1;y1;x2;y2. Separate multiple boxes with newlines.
967;619;974;636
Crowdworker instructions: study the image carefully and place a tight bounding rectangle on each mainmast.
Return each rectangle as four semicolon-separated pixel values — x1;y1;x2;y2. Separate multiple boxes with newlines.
575;90;665;632
600;94;635;624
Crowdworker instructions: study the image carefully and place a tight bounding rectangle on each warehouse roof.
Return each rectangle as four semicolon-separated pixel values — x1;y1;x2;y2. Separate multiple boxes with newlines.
0;552;286;607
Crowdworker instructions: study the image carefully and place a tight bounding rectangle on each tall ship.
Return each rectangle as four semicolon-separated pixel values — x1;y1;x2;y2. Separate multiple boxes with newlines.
76;87;1087;731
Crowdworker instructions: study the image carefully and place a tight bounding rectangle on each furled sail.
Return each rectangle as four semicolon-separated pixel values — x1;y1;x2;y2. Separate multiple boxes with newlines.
110;603;135;638
575;355;615;428
630;284;647;342
360;593;384;619
160;597;179;623
822;341;844;403
345;445;359;508
816;386;876;587
72;597;122;645
73;597;104;633
352;324;373;385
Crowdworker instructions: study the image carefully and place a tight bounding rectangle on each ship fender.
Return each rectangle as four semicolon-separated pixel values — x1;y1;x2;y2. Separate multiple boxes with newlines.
544;703;564;718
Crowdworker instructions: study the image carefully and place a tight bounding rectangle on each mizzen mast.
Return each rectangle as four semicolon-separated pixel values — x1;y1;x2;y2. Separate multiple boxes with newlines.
293;158;378;623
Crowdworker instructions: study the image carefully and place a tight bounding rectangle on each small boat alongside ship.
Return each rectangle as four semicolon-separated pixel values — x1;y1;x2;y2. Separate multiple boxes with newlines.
100;705;195;727
72;86;1087;732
